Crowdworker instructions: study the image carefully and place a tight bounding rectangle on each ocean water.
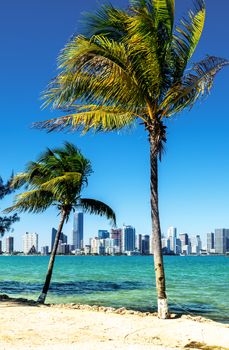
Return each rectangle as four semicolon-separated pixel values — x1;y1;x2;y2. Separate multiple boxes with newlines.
0;255;228;323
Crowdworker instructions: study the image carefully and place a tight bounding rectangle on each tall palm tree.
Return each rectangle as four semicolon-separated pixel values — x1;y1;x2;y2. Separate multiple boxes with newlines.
34;0;228;317
5;142;116;304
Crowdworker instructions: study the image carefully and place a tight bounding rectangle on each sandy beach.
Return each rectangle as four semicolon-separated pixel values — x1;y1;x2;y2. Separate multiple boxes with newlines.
0;296;228;350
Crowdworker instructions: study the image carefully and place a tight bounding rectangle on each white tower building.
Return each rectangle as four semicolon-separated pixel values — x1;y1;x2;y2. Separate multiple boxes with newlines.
23;232;38;254
167;226;177;254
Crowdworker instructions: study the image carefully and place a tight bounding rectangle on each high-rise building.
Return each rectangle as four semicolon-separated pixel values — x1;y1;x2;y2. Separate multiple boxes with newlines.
215;229;229;254
57;242;71;255
122;225;136;253
136;234;142;253
161;237;170;254
72;212;83;250
23;232;38;254
167;227;177;254
207;232;215;253
176;238;182;255
179;233;189;254
103;238;115;255
5;236;14;254
98;230;109;239
182;244;191;255
142;235;150;255
41;246;49;255
190;235;202;255
51;228;67;251
110;228;122;253
84;245;91;255
90;237;101;255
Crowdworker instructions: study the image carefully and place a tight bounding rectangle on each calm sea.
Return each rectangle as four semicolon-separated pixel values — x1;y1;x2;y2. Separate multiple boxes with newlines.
0;255;228;323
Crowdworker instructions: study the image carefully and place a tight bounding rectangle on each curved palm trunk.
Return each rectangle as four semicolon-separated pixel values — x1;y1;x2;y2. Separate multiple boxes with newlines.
149;133;169;319
37;210;67;304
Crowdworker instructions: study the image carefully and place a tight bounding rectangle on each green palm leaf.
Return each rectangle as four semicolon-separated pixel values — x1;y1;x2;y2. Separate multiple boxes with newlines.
153;0;174;36
5;190;54;214
40;172;82;199
83;3;129;39
10;172;31;189
172;0;206;78
160;56;229;117
80;198;116;226
34;106;137;133
42;35;146;111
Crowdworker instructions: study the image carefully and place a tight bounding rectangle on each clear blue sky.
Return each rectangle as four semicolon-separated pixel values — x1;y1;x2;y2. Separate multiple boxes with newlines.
0;0;229;250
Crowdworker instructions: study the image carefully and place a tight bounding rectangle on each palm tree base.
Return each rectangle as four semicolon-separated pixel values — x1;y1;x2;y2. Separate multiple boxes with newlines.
157;298;170;319
37;292;46;304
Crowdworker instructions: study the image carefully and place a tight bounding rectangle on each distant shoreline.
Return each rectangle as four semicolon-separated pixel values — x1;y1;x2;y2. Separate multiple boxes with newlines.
0;253;228;257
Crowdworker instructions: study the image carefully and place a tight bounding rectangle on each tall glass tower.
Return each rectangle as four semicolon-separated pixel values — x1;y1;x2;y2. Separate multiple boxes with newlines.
72;212;84;250
122;225;135;253
215;229;229;254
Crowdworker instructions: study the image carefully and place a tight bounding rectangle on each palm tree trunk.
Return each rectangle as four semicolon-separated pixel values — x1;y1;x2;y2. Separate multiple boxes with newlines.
37;210;67;304
149;133;169;319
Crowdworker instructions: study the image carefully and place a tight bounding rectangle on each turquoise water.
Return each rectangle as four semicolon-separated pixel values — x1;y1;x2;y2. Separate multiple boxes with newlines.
0;255;228;323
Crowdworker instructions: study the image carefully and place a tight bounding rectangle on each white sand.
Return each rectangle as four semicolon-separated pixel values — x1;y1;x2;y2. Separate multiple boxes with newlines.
0;299;228;350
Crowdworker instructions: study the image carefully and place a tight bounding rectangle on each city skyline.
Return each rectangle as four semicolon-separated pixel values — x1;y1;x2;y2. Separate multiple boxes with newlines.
1;225;229;256
2;218;229;252
0;0;229;250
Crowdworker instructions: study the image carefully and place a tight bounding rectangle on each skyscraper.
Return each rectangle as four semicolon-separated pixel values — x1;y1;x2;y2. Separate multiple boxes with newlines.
98;230;109;239
41;246;49;255
5;236;14;254
179;233;189;254
122;225;136;253
136;234;142;254
161;237;170;254
215;229;229;254
167;226;177;254
207;232;215;253
72;212;84;250
51;228;67;251
110;228;122;253
90;237;100;254
190;235;202;255
23;232;38;254
142;235;150;255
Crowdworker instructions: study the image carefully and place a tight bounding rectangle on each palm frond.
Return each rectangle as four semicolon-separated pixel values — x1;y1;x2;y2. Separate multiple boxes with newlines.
10;172;30;189
0;214;19;235
160;56;229;117
126;0;175;100
33;106;137;133
42;35;145;111
4;190;54;214
51;142;92;178
83;4;129;39
40;172;82;199
80;198;116;226
153;0;174;36
172;0;206;79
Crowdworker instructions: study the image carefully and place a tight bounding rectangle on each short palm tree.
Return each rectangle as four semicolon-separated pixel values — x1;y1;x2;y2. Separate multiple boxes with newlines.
34;0;228;317
5;142;116;303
